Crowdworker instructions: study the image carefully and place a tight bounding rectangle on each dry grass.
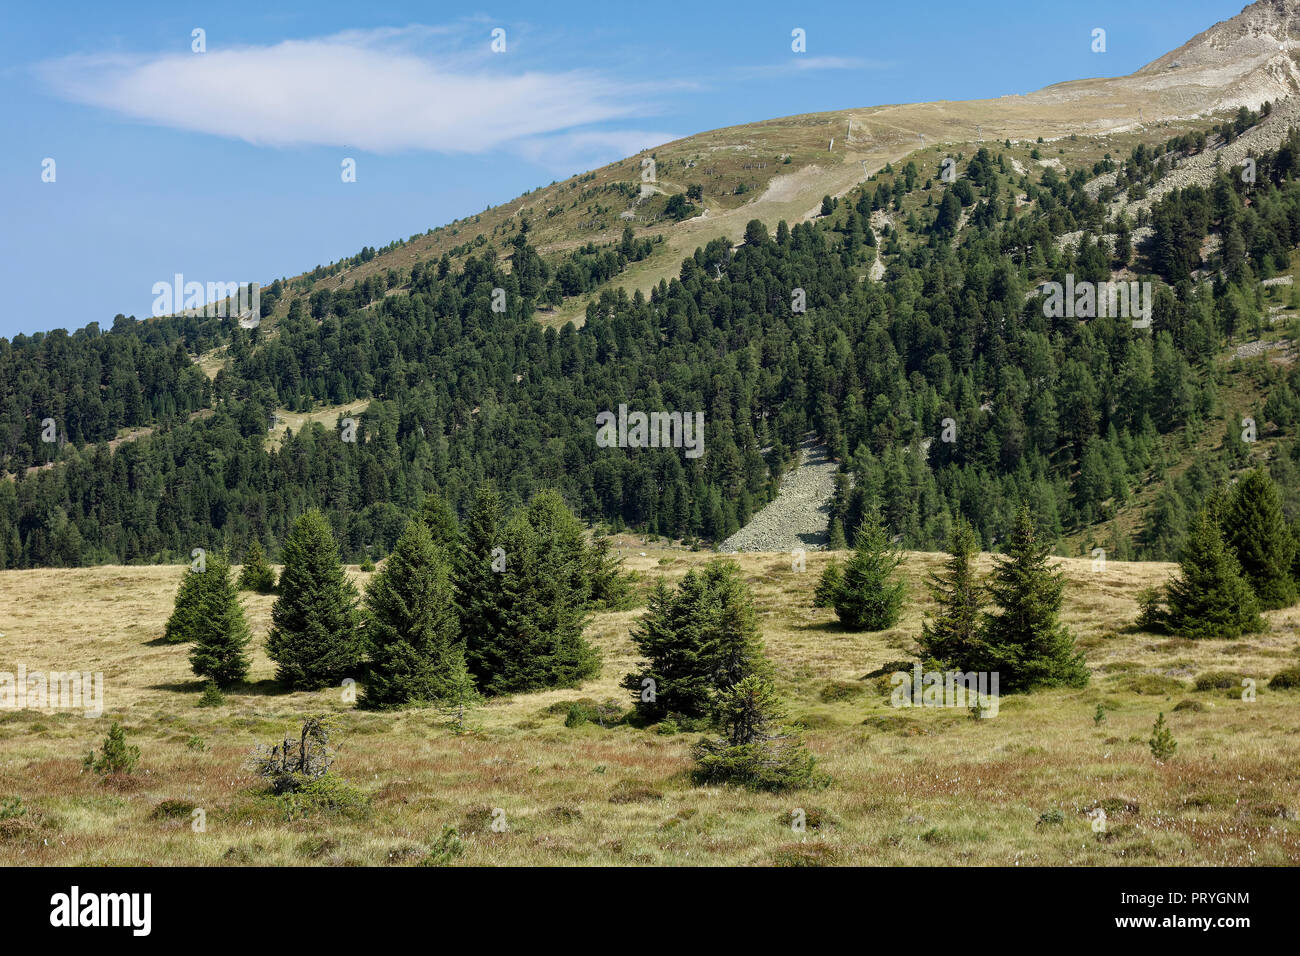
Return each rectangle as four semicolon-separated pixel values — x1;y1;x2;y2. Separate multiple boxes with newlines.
1;547;1298;866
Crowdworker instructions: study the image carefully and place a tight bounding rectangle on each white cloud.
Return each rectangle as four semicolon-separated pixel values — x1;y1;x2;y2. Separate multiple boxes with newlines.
36;27;657;154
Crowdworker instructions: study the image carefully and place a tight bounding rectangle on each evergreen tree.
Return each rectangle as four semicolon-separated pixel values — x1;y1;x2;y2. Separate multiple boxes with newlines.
419;491;463;556
237;541;277;593
163;557;222;644
826;516;848;550
587;532;634;610
362;518;474;709
691;674;820;792
456;484;507;682
980;507;1088;691
1165;509;1264;639
918;516;983;667
832;510;906;630
469;490;600;694
266;509;364;689
189;552;252;687
1222;469;1297;610
813;559;842;609
622;558;767;721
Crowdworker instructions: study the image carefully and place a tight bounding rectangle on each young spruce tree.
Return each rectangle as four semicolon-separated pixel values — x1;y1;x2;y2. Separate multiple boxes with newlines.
1165;508;1264;639
1222;469;1297;610
237;541;277;593
362;518;474;710
832;509;906;630
163;557;222;644
918;516;983;668
189;552;252;687
623;558;767;722
266;509;364;689
456;484;507;683
980;507;1088;691
468;490;600;694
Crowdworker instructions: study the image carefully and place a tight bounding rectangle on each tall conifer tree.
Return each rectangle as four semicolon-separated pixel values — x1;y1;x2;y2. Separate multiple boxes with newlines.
266;510;364;689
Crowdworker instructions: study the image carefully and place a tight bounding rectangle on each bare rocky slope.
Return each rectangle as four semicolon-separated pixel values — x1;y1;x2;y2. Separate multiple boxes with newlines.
719;438;838;553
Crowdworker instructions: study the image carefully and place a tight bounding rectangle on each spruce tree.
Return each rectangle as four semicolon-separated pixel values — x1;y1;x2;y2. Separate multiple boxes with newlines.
419;491;463;556
827;516;848;551
237;541;277;593
1165;509;1264;639
456;484;507;683
918;516;983;667
832;510;906;630
980;507;1088;691
469;490;599;694
1222;469;1297;610
266;509;364;689
587;533;634;610
622;558;768;721
691;674;819;792
164;556;222;644
189;552;252;687
813;559;842;608
362;518;474;709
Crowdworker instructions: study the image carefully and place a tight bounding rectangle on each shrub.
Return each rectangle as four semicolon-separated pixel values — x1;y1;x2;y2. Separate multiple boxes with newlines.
252;716;335;795
1194;670;1242;691
1268;665;1300;689
151;800;196;820
564;699;625;728
690;675;824;792
419;825;465;866
278;775;369;821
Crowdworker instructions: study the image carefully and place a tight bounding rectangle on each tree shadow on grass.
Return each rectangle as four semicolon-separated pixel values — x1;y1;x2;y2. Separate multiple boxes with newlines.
147;678;283;696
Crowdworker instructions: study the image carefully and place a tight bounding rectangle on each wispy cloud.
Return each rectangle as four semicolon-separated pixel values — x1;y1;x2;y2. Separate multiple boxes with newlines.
732;55;891;79
35;26;661;155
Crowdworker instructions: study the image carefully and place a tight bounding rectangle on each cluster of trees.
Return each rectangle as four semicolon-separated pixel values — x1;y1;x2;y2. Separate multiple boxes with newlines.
163;489;631;709
816;505;1088;693
1145;469;1300;638
8;124;1300;569
622;558;820;791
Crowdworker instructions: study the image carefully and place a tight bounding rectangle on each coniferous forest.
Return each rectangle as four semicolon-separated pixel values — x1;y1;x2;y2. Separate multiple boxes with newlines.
5;123;1300;569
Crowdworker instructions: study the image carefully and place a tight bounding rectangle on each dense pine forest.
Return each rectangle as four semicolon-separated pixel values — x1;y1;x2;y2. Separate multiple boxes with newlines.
4;117;1300;568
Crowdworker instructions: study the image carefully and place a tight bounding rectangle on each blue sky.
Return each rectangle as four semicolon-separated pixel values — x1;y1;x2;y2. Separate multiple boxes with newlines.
0;0;1245;339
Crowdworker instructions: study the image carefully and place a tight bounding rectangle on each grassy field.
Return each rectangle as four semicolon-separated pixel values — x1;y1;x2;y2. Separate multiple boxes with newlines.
1;546;1298;866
